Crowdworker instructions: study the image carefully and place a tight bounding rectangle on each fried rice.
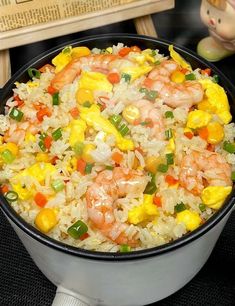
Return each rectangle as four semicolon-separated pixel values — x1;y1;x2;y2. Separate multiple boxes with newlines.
0;43;234;253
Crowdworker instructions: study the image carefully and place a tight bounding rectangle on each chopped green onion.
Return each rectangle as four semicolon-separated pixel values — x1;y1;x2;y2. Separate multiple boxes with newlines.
118;124;129;136
39;132;47;140
212;74;219;83
139;87;148;94
185;73;196;81
154;60;161;65
27;67;41;79
151;50;157;56
166;153;174;165
144;174;157;194
52;92;59;105
1;149;15;164
101;49;110;54
9;107;24;122
140;121;150;126
157;164;168;173
51;179;65;192
223;141;235;153
38;140;46;152
105;165;114;170
120;244;131;253
109;114;122;127
121;73;131;83
231;171;235;182
199;203;206;212
5;191;18;202
165;129;173;140
85;163;93;174
62;46;72;54
52;128;62;141
165;111;174;119
146;90;158;101
67;220;88;239
139;88;157;101
174;202;186;213
73;142;84;156
82;101;92;108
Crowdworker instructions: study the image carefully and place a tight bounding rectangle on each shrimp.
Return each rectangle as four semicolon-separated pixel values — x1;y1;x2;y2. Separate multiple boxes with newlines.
144;60;204;108
86;167;149;246
179;150;232;195
3;121;38;144
51;54;118;91
133;99;165;139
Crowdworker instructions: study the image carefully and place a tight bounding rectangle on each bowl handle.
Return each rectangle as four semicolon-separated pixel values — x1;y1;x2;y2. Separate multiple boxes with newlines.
52;286;91;306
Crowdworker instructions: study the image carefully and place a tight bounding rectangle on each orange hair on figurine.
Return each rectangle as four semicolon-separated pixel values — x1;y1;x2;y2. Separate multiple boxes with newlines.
197;0;235;61
207;0;227;10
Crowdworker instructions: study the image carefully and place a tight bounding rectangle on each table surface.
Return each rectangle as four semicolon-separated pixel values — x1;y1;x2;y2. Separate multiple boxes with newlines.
1;0;235;305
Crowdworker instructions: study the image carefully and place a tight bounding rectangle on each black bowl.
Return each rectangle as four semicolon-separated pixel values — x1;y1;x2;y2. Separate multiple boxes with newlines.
0;33;235;261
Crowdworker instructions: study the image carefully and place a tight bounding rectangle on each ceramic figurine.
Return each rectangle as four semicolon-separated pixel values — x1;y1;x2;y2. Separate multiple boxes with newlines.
197;0;235;61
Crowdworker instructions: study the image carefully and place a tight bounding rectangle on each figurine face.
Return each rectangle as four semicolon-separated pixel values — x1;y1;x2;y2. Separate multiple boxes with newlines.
200;0;235;41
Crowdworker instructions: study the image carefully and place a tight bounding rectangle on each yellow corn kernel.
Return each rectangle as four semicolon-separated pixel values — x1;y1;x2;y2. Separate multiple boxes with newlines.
176;210;201;231
0;136;3;145
122;105;140;124
35;208;57;233
25;132;36;143
201;186;232;210
71;46;91;59
186;110;212;129
207;121;224;145
76;88;94;105
170;70;185;83
82;144;96;163
145;155;162;173
36;153;50;162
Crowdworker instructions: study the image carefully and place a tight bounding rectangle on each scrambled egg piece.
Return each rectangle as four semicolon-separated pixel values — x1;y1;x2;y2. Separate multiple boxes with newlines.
186;110;211;129
198;79;232;124
133;49;156;65
201;186;232;210
121;65;152;81
10;163;56;200
169;45;192;70
79;104;134;151
176;210;201;231
25;132;36;143
67;119;87;147
128;194;158;225
52;46;90;73
79;71;113;92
